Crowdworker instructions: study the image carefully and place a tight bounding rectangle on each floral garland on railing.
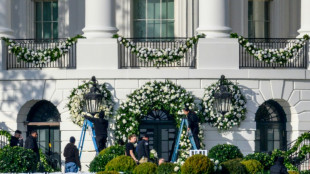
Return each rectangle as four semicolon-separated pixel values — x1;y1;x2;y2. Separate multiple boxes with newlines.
115;80;204;160
114;34;205;65
66;80;114;126
286;132;310;161
1;35;85;66
200;78;247;131
231;33;310;64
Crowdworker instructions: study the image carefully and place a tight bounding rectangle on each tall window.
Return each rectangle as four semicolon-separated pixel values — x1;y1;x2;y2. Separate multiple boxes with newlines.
133;0;174;38
35;0;58;39
248;0;270;38
255;100;287;152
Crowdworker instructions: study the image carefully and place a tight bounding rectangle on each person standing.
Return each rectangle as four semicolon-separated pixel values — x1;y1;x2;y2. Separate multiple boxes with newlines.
183;107;201;149
270;156;288;174
25;130;39;160
84;111;108;152
10;130;23;147
137;134;150;163
125;134;138;163
64;136;81;173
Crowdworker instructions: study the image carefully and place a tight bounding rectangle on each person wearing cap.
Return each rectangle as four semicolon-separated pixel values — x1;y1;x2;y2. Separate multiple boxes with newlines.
10;130;23;147
183;106;200;149
84;110;109;152
64;136;81;172
137;134;150;163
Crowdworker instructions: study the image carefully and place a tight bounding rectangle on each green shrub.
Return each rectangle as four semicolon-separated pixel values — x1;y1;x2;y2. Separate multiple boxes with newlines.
181;154;214;174
97;171;120;174
157;162;177;174
208;144;243;164
240;159;264;174
221;159;247;174
90;145;125;172
288;171;299;174
0;146;37;172
244;152;272;170
105;155;136;173
301;170;310;174
37;149;58;172
133;162;157;174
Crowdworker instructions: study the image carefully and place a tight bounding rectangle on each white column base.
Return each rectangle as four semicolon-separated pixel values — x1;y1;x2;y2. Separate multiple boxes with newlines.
0;27;14;38
297;29;310;38
196;26;231;38
83;27;118;39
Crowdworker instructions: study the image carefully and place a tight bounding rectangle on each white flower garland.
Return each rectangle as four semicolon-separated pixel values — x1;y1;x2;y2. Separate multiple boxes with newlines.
200;78;247;131
115;34;205;65
115;80;204;160
67;81;114;126
1;35;84;66
231;33;309;64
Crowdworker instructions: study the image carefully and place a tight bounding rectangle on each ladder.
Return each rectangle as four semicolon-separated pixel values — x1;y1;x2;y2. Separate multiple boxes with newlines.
171;118;197;162
78;119;99;159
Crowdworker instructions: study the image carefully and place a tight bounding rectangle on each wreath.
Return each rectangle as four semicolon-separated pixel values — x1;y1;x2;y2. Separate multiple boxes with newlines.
231;33;309;64
114;34;205;65
1;35;84;66
115;80;204;160
67;81;114;126
200;78;247;131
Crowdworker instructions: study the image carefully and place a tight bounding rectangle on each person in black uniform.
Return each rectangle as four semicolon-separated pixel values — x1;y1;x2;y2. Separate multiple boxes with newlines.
84;111;109;152
270;156;288;174
125;134;138;163
183;106;200;149
10;130;23;147
137;134;150;163
25;130;39;161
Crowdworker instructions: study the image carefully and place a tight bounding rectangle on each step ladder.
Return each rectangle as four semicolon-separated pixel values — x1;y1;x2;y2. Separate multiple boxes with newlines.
171;118;198;162
78;119;99;159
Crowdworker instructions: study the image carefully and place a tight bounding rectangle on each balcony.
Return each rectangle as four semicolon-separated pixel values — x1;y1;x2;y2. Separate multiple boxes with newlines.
118;38;197;68
239;38;308;69
5;39;77;70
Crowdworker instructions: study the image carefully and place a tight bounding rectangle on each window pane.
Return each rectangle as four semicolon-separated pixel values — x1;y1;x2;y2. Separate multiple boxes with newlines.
161;21;167;37
43;2;52;21
274;129;280;140
148;0;160;19
134;21;146;37
167;0;174;19
43;22;52;39
53;22;58;38
162;0;167;19
167;20;174;37
274;141;280;149
36;2;42;21
36;23;42;39
268;129;273;140
268;141;273;151
147;20;160;37
52;2;58;21
134;0;146;19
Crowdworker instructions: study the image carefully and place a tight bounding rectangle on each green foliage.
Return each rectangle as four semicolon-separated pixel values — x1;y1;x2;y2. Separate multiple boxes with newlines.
97;171;120;174
288;171;300;174
105;155;136;173
37;149;57;172
90;145;125;172
208;144;243;163
244;152;272;170
157;162;177;174
0;130;11;141
133;162;157;174
221;159;247;174
181;154;214;174
240;159;264;174
0;146;37;172
300;170;310;174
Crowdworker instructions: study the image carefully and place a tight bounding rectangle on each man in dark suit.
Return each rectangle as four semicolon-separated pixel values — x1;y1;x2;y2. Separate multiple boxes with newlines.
84;111;108;152
137;134;150;163
183;107;200;149
25;130;39;161
10;130;23;147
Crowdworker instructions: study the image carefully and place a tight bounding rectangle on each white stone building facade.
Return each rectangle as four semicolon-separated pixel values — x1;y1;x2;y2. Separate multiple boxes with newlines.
0;0;309;171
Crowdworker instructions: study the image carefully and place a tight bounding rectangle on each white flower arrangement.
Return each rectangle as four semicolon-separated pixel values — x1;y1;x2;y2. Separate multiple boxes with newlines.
114;34;205;65
231;33;309;64
200;78;247;131
66;80;114;126
1;35;84;66
150;149;158;159
115;80;204;157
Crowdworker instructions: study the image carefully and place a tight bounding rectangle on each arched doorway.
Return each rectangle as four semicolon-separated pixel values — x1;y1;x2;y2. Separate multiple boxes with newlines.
26;100;61;169
139;110;176;161
255;100;287;152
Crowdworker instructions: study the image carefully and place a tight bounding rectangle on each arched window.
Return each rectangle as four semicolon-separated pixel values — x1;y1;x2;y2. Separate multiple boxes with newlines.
255;100;286;152
27;100;61;169
139;110;176;161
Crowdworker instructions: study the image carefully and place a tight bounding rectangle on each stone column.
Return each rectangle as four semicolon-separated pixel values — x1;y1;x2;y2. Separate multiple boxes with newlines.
0;0;13;38
196;0;231;38
298;0;310;37
83;0;118;38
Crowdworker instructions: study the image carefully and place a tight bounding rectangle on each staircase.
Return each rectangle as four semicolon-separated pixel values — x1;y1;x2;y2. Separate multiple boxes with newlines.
287;131;310;171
